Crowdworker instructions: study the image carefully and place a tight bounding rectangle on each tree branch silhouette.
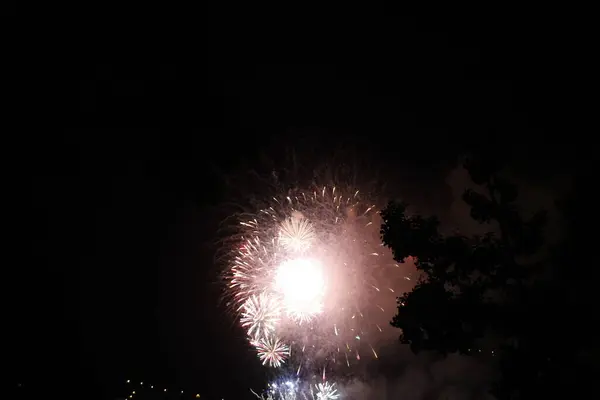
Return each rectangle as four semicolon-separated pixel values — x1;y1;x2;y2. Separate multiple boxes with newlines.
380;156;552;399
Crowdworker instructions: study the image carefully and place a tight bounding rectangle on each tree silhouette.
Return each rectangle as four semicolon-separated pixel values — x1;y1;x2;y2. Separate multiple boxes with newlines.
380;156;560;399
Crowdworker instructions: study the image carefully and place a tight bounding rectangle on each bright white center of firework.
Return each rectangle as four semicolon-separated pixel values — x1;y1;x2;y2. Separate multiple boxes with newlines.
274;257;325;320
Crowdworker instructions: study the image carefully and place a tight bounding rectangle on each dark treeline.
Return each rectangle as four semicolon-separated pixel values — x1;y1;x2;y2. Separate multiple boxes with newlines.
381;154;595;399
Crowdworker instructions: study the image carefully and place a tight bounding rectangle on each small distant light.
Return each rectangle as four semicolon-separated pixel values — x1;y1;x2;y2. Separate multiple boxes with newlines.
150;385;153;389
181;390;184;394
127;380;130;383
196;394;200;398
140;382;143;385
132;391;136;394
164;389;167;392
129;396;132;399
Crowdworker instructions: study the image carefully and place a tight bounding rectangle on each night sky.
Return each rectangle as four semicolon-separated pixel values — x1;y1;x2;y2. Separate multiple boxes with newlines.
15;11;583;400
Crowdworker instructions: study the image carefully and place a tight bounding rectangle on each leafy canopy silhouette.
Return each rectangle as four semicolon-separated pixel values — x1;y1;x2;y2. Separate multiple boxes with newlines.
380;156;553;399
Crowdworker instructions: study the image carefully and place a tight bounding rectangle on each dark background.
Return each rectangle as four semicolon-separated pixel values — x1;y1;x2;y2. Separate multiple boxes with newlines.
14;10;583;399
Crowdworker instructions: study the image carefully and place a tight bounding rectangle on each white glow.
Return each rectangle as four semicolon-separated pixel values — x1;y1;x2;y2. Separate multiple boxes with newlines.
274;257;325;321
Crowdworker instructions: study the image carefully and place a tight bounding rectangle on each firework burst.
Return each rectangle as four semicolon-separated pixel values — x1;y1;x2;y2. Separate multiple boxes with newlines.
274;257;325;323
226;183;416;376
241;293;281;340
252;377;339;400
314;381;339;400
279;212;316;252
254;336;290;368
266;380;300;400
